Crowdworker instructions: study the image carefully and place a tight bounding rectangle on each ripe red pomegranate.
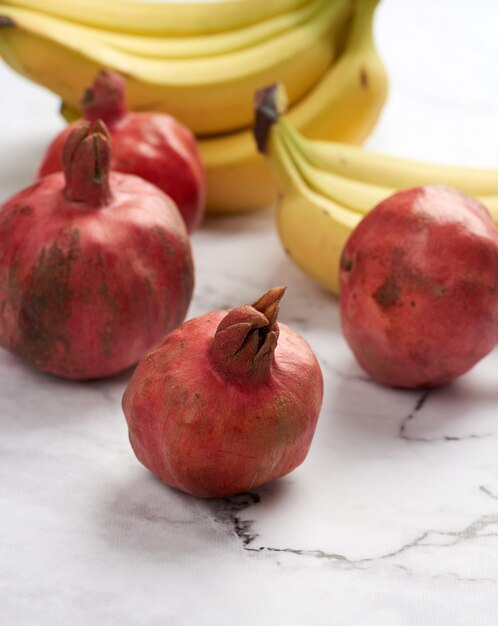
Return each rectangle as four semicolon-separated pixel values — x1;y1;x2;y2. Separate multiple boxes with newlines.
339;185;498;388
122;287;323;498
38;70;205;232
0;120;194;380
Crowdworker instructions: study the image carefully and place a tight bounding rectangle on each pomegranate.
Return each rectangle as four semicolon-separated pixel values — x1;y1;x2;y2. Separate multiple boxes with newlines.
0;120;194;380
340;185;498;388
122;287;323;498
38;70;205;233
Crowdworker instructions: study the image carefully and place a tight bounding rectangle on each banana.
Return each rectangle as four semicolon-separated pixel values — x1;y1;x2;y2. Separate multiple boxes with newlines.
0;0;331;60
0;0;347;136
480;197;498;222
94;1;329;60
0;0;387;214
260;90;498;295
280;116;498;223
0;0;310;36
280;117;391;213
265;112;360;295
287;118;498;197
201;0;388;213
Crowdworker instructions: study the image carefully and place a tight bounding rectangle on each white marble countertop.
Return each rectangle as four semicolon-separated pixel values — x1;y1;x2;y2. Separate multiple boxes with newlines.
1;1;498;624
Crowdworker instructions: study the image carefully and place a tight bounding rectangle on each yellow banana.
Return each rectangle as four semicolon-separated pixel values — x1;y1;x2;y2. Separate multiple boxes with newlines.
480;197;498;222
0;0;330;60
281;117;391;212
0;0;345;136
0;0;310;35
281;117;498;223
266;116;360;295
96;0;329;60
201;0;388;213
261;103;498;295
287;118;498;197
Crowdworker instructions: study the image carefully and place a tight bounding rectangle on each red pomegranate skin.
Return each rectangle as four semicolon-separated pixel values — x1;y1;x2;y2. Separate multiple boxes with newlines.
339;185;498;389
122;289;323;498
37;71;205;233
0;123;194;380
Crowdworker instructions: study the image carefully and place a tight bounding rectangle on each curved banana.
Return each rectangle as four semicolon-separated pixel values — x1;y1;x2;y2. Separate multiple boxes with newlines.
269;122;498;295
271;127;498;294
0;0;329;60
201;0;388;213
288;118;498;197
0;0;345;136
97;0;328;60
281;117;391;212
262;103;498;295
0;0;310;35
268;117;360;295
281;117;498;223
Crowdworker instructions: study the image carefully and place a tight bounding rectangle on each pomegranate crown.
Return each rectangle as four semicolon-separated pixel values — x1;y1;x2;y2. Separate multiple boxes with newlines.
63;119;112;207
211;286;286;383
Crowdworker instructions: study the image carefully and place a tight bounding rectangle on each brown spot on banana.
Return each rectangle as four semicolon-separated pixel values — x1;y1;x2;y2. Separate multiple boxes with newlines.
359;67;369;88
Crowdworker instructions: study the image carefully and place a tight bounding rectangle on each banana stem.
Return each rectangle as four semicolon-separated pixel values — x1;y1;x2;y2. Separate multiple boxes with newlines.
346;0;378;52
254;82;289;154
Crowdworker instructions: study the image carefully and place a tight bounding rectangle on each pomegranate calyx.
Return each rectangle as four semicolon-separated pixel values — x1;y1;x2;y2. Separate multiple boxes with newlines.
63;119;112;207
81;70;127;127
211;286;286;383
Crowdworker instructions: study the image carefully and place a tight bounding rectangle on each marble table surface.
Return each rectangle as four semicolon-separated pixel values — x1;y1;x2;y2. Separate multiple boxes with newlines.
1;1;498;624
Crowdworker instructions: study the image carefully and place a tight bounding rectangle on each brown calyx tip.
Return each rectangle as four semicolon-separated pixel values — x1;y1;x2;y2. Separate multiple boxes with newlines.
0;15;15;28
81;69;127;126
211;286;286;384
252;285;286;326
62;119;112;207
253;83;288;154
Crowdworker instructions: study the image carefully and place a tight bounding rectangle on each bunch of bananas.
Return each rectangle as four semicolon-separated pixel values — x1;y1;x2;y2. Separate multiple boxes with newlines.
258;85;498;295
0;0;388;213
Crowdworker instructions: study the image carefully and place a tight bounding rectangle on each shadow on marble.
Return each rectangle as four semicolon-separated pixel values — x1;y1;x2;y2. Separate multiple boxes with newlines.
95;468;239;558
325;356;498;448
95;460;295;557
218;476;295;519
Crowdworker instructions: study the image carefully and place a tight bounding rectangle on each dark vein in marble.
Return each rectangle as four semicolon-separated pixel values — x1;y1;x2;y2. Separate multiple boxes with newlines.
480;485;498;500
434;572;498;585
399;390;492;443
216;492;260;546
218;491;498;573
245;546;351;562
256;514;498;565
408;432;493;443
399;390;431;440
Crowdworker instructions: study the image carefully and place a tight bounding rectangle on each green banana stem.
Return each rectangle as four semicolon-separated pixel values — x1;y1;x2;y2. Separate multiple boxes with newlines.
347;0;378;53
